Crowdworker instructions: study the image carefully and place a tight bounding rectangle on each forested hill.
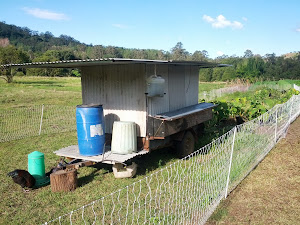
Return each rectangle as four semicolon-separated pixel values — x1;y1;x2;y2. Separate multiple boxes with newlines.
0;21;193;61
0;21;300;82
0;21;82;53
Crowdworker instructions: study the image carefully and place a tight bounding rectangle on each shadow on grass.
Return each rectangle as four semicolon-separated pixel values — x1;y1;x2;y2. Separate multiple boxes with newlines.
16;80;65;88
77;163;112;187
16;80;59;85
134;147;177;176
196;120;236;150
77;170;98;187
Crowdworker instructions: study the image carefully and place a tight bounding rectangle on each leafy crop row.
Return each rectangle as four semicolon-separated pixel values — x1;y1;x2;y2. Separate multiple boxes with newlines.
205;88;299;125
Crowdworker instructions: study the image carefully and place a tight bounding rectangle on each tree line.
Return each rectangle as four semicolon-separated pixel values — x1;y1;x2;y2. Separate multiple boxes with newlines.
0;21;299;82
200;50;300;82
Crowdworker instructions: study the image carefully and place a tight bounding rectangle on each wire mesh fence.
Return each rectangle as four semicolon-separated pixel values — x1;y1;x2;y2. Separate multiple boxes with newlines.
44;91;300;225
249;83;295;92
198;85;250;101
0;105;76;142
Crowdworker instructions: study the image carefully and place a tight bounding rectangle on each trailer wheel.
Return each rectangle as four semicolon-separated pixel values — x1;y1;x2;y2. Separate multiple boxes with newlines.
176;131;195;158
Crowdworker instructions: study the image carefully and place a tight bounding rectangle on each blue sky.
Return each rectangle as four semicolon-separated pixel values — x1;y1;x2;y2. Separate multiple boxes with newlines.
1;0;299;58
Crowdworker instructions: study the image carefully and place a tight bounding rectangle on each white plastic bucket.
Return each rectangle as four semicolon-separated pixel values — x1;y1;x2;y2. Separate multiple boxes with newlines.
111;121;137;154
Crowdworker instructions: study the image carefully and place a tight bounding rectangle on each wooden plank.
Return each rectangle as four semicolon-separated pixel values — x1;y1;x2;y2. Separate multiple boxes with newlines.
54;145;149;164
151;108;213;138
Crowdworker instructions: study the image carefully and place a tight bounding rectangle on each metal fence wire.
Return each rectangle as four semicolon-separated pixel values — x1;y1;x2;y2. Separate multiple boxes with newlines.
198;85;250;101
0;105;76;142
43;92;300;225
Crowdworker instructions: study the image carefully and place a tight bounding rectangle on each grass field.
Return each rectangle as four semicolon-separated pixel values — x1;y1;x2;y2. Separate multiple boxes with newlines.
0;76;82;109
0;76;299;224
250;79;300;91
0;131;180;224
198;81;229;93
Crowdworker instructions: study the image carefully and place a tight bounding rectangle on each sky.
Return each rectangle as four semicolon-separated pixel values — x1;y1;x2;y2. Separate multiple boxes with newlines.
0;0;299;58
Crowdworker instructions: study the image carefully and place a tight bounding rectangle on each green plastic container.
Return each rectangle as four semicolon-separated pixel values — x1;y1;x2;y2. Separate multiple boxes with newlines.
28;151;49;187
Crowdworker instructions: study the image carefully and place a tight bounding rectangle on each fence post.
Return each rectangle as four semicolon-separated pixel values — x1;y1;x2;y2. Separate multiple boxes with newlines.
289;95;294;125
274;106;278;144
39;104;44;135
225;126;237;199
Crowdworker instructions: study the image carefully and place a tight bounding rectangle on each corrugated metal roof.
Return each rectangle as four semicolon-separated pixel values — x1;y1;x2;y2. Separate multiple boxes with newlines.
0;58;229;69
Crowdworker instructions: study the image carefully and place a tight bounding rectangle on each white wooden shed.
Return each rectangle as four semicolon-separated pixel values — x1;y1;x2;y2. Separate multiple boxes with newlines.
80;62;204;137
2;58;227;152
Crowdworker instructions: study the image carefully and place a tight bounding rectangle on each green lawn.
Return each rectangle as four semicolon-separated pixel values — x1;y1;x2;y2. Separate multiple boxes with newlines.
198;81;229;93
0;76;82;109
0;131;180;224
250;79;300;91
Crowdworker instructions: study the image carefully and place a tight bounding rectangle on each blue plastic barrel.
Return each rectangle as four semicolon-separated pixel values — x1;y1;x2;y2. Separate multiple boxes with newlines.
76;104;105;156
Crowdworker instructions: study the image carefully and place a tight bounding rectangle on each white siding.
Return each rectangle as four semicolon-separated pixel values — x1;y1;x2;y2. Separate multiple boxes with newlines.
168;65;187;111
80;64;199;137
81;64;147;137
146;64;170;116
185;66;199;106
146;64;199;115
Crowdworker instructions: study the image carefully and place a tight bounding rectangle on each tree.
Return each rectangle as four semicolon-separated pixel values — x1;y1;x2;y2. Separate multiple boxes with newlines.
91;45;104;58
199;68;213;82
170;42;189;60
0;46;30;83
212;68;224;81
26;50;69;77
244;49;253;58
191;50;207;61
264;53;276;64
222;67;236;81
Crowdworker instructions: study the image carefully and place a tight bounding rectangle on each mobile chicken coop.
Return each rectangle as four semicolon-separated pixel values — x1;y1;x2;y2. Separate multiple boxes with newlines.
4;58;228;167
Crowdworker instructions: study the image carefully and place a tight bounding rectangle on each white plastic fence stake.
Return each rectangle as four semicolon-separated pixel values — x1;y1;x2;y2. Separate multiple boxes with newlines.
39;104;44;135
225;126;237;199
274;106;278;143
289;96;294;124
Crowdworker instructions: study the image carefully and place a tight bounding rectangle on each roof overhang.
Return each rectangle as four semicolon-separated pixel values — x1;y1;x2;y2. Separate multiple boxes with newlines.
0;58;230;69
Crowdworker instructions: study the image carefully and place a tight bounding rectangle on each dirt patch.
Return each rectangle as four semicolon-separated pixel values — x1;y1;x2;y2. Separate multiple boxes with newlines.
207;117;300;225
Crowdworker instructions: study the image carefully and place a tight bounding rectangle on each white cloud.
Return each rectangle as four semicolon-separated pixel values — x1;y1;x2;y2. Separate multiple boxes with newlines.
112;24;129;29
203;14;244;29
217;51;224;56
242;17;248;21
23;7;69;21
296;28;300;32
203;15;214;23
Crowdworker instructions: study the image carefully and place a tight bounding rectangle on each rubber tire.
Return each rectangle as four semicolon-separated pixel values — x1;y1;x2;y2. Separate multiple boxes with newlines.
175;131;195;158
